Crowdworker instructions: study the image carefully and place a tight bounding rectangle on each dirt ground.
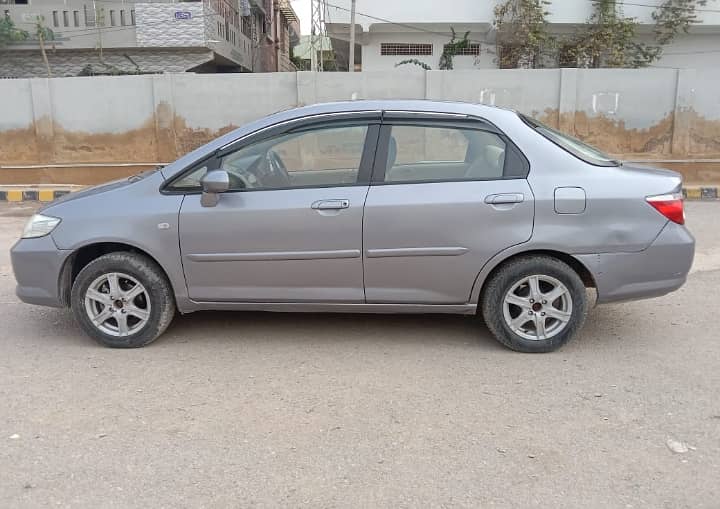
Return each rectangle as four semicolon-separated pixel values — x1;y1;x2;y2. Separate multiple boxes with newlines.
0;202;718;508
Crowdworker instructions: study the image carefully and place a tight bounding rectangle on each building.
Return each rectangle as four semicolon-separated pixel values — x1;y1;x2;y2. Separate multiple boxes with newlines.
324;0;720;71
0;0;299;77
271;0;300;72
292;34;334;70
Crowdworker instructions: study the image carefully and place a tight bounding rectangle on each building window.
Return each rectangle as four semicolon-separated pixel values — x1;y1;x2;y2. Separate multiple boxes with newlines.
120;10;126;26
62;11;69;27
84;6;93;27
130;9;135;26
380;43;433;56
443;43;480;56
52;11;59;28
73;11;80;27
109;10;116;26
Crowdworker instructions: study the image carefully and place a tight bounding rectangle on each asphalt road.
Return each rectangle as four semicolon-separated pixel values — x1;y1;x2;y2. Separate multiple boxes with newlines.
1;202;719;508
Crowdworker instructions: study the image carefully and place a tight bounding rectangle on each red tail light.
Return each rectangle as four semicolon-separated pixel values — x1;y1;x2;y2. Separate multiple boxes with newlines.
646;192;685;225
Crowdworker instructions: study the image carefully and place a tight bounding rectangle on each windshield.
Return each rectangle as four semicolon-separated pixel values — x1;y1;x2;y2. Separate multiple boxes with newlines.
520;114;619;167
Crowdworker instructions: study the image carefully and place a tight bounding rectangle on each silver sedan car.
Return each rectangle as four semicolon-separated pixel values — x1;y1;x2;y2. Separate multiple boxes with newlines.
11;100;694;352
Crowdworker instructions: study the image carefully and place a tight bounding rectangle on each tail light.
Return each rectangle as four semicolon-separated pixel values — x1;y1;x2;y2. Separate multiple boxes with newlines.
646;192;685;225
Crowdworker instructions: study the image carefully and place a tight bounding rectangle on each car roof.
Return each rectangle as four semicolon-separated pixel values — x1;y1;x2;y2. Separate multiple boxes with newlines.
161;100;518;179
284;99;512;115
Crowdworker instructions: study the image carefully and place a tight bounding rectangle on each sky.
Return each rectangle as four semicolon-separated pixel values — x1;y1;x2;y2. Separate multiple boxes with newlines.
290;0;313;36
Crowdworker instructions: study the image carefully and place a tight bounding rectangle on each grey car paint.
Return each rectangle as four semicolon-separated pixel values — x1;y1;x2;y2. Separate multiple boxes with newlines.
11;99;694;319
363;180;534;303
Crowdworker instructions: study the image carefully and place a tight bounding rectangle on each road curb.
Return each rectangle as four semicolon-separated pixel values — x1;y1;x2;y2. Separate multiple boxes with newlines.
683;186;719;200
1;185;719;202
0;186;81;203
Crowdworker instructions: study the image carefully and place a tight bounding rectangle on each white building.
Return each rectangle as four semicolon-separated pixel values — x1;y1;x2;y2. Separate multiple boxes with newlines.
323;0;720;71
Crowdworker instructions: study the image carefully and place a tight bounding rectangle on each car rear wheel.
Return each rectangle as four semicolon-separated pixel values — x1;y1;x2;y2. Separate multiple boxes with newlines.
70;252;175;348
481;256;587;353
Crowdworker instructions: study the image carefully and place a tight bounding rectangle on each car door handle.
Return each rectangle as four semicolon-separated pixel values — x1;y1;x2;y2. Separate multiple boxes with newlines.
311;199;350;210
484;193;525;205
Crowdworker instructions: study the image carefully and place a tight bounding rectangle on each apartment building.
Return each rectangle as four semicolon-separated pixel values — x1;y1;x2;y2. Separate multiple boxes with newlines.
323;0;720;71
0;0;299;77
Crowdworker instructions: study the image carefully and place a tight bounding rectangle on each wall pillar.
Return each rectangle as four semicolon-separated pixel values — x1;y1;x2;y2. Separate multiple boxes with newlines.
152;74;178;161
671;68;696;157
296;71;317;107
558;68;578;133
29;78;55;162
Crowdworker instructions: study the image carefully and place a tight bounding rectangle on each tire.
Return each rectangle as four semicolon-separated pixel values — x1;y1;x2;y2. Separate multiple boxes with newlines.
481;256;587;353
70;252;176;348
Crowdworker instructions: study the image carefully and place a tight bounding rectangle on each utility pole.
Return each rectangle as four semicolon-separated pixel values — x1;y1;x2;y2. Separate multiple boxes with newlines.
348;0;356;72
310;0;324;71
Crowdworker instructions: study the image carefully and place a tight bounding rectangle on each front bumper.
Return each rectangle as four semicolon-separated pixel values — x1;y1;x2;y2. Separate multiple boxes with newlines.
577;221;695;304
10;235;70;308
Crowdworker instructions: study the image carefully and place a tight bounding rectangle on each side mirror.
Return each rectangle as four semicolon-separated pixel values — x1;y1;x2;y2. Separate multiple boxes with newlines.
200;170;229;207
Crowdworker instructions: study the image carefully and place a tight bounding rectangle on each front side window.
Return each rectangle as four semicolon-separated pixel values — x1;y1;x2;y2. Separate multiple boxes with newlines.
383;124;508;183
169;124;370;191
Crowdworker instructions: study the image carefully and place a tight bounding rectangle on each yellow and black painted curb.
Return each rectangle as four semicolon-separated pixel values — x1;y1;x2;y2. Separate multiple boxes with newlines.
0;187;79;202
1;185;719;203
683;186;719;200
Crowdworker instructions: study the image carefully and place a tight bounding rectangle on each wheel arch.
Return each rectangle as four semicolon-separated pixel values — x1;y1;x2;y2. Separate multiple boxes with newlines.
471;248;597;307
58;241;175;307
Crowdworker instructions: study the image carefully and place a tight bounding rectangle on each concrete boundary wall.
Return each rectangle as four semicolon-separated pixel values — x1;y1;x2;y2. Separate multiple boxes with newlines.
1;69;719;185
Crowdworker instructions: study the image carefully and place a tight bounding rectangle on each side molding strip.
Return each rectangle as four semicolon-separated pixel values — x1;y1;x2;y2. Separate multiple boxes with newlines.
366;247;469;258
187;250;362;262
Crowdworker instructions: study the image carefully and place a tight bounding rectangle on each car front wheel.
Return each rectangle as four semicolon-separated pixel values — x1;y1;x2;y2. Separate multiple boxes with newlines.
481;256;588;353
70;252;176;348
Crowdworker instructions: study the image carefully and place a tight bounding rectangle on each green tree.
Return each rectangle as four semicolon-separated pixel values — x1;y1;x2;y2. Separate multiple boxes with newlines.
494;0;553;68
438;28;471;70
653;0;708;45
0;16;29;47
563;0;660;68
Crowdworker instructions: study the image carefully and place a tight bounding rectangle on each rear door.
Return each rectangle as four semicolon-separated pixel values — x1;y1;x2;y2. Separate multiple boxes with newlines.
362;113;535;304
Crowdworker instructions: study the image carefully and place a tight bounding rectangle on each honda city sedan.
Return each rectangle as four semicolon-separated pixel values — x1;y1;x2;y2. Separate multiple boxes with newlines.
11;100;695;352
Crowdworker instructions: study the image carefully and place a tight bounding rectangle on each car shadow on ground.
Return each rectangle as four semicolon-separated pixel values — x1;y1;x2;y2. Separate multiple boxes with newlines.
161;310;504;350
22;296;635;353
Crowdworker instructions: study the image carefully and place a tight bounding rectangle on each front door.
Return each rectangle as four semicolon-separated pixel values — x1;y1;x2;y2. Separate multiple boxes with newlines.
175;119;379;303
363;117;535;304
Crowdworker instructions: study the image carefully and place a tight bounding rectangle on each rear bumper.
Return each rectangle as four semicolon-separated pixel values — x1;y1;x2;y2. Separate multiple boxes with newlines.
576;221;695;304
10;235;70;308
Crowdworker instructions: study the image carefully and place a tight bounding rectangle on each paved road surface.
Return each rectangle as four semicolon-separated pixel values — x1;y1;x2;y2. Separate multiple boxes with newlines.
1;203;718;508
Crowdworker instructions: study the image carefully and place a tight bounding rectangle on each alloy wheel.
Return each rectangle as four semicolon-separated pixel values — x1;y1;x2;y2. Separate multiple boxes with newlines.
83;272;151;337
502;274;573;341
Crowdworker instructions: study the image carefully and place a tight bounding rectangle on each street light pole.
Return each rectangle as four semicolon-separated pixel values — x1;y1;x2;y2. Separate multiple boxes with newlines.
348;0;356;72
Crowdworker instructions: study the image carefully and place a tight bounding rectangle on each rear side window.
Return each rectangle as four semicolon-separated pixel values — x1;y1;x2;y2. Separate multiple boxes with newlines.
380;124;525;183
520;114;619;167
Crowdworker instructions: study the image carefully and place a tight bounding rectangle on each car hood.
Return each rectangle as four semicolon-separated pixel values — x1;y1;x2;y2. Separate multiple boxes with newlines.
39;170;162;214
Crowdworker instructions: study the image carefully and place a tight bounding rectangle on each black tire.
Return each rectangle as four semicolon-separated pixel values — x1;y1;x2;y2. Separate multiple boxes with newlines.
481;256;587;353
70;252;176;348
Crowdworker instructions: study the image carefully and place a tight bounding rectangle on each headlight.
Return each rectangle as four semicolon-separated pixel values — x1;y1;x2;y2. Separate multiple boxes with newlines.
21;214;61;239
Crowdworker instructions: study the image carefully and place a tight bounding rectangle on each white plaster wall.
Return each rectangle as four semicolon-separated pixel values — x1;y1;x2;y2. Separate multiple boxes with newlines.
49;75;155;133
0;80;34;130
